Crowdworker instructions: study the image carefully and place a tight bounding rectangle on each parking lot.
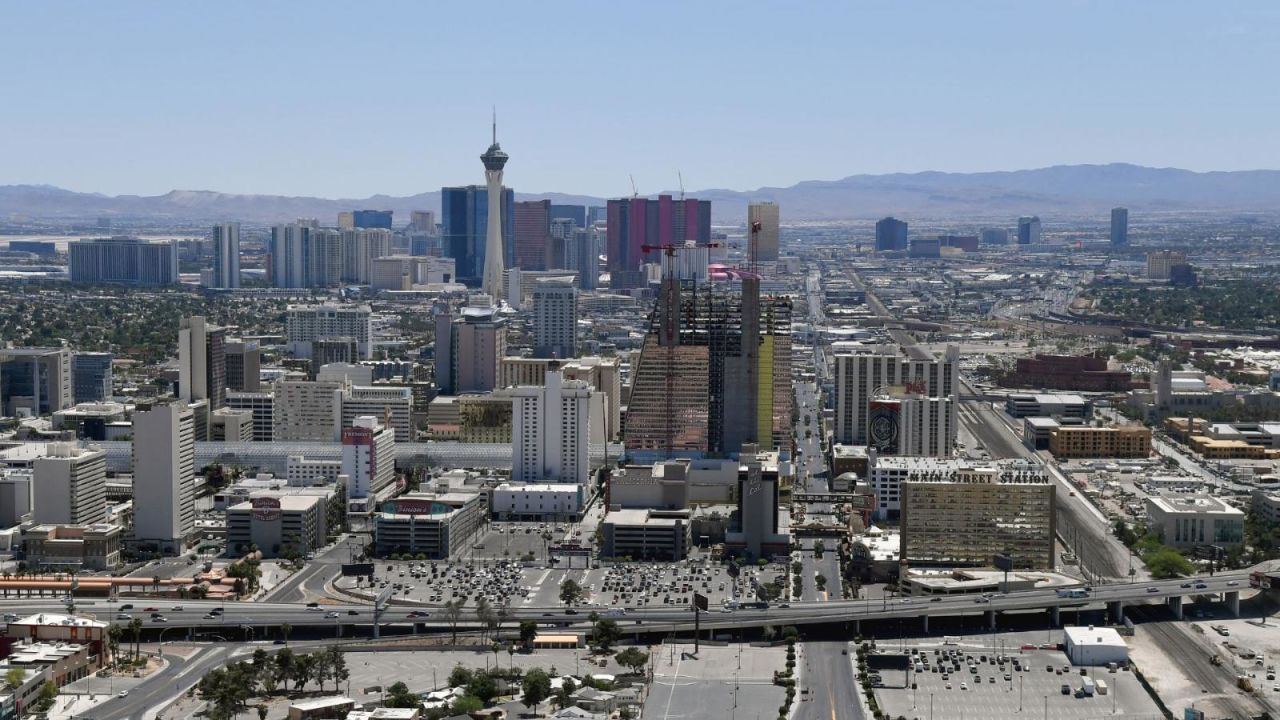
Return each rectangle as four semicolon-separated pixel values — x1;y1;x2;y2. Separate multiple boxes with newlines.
337;554;789;611
872;641;1166;719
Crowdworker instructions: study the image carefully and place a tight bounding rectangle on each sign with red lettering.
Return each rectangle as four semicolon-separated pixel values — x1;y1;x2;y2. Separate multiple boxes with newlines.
251;496;281;521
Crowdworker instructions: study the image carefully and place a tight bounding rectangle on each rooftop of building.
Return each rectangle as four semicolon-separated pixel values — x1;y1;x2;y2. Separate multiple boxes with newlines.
494;482;582;493
1062;625;1126;648
7;641;87;664
228;494;324;512
604;508;689;526
1009;393;1089;404
6;613;108;629
1025;417;1062;429
832;444;870;458
1147;495;1244;515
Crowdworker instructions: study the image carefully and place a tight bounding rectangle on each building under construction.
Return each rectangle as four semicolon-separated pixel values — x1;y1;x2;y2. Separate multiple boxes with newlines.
623;264;792;462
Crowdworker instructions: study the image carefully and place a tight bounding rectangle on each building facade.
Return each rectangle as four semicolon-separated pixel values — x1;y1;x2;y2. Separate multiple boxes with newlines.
747;202;780;262
71;352;112;404
32;444;106;526
211;222;241;289
874;217;908;251
531;276;577;359
900;470;1055;569
68;237;178;285
131;402;196;553
511;369;591;484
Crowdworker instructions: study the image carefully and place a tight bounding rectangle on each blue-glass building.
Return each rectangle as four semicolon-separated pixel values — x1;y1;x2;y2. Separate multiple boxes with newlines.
441;185;515;284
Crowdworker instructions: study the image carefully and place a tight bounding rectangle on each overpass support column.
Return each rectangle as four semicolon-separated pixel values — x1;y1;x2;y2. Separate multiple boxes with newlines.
852;619;860;637
1227;591;1241;617
1168;595;1183;620
1050;606;1060;627
986;610;997;630
1107;601;1124;625
921;614;928;634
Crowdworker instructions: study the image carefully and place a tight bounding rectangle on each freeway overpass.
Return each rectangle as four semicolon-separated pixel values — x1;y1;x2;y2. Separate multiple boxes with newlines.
9;569;1258;637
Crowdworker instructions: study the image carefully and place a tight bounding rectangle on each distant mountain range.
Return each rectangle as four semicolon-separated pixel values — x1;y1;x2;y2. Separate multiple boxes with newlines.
6;163;1280;225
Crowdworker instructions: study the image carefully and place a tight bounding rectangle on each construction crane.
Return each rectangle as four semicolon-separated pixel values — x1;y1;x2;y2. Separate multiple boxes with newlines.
678;171;685;200
629;174;639;199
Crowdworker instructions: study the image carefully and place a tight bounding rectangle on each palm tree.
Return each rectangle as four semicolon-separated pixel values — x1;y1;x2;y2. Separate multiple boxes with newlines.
281;623;292;646
128;618;143;662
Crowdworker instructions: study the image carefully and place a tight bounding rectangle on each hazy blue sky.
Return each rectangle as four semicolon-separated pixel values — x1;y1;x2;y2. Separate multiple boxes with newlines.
2;1;1277;198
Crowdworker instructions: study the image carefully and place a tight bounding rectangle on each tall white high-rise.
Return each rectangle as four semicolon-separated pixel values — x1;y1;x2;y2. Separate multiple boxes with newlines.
341;416;396;500
833;345;959;446
481;115;510;299
531;276;577;359
32;443;107;526
211;222;240;288
511;368;591;484
132;402;196;554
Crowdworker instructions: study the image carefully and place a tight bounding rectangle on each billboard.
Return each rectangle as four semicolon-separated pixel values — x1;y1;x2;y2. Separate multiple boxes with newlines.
251;496;281;522
993;554;1014;572
867;399;900;454
341;563;375;578
866;653;912;671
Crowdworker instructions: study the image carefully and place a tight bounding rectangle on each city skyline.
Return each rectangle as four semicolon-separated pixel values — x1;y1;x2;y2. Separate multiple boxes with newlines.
2;2;1279;198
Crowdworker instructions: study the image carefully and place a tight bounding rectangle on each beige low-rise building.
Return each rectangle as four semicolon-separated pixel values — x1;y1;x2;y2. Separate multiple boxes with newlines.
1048;425;1151;459
23;524;121;570
226;493;328;558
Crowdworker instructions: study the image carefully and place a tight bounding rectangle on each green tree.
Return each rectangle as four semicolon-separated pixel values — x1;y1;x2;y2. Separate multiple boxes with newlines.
448;664;474;688
4;667;25;689
128;617;143;661
274;648;296;693
280;623;292;646
559;578;583;606
384;681;421;709
555;676;577;710
1144;547;1194;578
614;647;650;675
591;618;621;653
36;680;58;711
442;600;463;644
521;668;552;713
519;619;539;649
327;646;349;693
466;673;498;704
452;695;485;713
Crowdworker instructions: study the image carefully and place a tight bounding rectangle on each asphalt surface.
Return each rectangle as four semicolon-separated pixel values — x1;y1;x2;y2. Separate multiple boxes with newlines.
796;641;865;720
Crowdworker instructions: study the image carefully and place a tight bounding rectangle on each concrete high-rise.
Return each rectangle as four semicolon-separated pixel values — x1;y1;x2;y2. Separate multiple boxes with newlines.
178;316;227;414
1017;216;1042;245
285;304;373;359
434;297;507;394
979;227;1009;245
531;276;577;359
32;443;107;526
481;119;510;299
342;415;396;500
874;217;908;251
833;345;959;446
410;211;436;233
747;202;780;262
1111;207;1129;245
269;223;308;288
67;237;178;286
224;340;261;392
132;401;196;554
211;222;241;289
511;368;592;484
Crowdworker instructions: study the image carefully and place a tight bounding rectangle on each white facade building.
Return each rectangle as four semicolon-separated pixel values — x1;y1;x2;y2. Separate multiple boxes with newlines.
531;276;578;359
210;222;240;289
272;380;344;442
32;443;106;526
868;455;1044;521
131;402;195;553
511;369;591;484
286;304;373;359
341;416;396;501
341;385;413;443
833;344;959;445
491;483;584;520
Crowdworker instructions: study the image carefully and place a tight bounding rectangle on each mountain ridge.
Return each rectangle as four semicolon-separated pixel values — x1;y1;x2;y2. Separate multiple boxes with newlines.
5;163;1280;224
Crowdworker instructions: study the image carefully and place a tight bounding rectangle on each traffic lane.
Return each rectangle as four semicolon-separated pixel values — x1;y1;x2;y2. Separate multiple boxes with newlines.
796;640;865;720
